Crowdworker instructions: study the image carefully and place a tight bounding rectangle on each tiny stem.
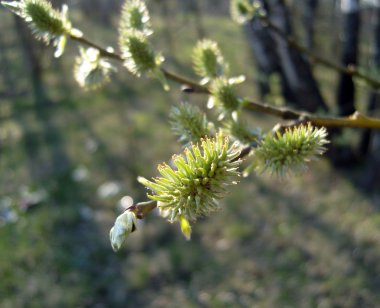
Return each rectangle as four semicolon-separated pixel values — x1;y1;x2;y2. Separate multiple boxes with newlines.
128;200;157;219
69;33;123;61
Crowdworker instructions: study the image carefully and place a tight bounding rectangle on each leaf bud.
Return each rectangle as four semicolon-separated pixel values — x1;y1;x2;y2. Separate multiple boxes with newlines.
109;210;137;252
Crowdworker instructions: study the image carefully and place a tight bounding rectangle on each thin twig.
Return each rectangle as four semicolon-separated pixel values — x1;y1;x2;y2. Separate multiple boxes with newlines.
259;15;380;89
69;34;123;61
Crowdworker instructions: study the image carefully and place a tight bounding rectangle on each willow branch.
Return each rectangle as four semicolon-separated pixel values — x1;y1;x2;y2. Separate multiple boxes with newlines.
68;33;380;130
243;102;380;129
258;15;380;89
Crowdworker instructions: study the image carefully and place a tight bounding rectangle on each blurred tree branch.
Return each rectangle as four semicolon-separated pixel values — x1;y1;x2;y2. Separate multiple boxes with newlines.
258;11;380;90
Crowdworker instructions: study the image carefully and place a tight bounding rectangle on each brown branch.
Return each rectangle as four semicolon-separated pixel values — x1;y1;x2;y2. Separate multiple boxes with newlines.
243;101;380;129
69;33;123;61
67;32;380;130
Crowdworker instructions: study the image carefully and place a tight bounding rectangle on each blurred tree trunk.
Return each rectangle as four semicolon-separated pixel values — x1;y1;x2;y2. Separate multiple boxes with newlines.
157;0;176;53
177;0;205;39
189;0;205;39
303;0;318;49
264;0;328;112
360;5;380;190
360;6;380;157
336;0;360;116
0;31;15;97
14;16;71;176
244;19;277;98
244;17;295;101
326;0;360;166
329;0;341;56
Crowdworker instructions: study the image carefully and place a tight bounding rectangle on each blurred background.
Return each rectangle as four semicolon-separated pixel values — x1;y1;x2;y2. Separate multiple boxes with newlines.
1;0;380;306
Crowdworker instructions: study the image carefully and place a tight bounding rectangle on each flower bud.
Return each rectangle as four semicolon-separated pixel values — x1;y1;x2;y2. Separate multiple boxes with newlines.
120;0;152;36
209;77;241;118
192;40;227;82
119;30;163;76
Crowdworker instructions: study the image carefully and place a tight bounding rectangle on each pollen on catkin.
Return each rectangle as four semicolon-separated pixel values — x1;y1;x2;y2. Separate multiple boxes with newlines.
138;132;241;223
